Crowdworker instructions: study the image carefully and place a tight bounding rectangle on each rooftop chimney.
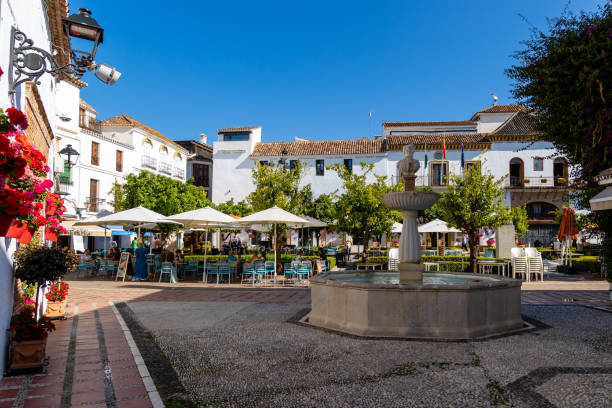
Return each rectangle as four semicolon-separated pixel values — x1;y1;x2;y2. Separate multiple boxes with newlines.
491;93;498;106
200;133;207;145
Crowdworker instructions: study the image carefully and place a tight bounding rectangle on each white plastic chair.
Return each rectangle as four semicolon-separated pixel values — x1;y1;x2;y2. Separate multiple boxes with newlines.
510;247;529;280
525;248;544;281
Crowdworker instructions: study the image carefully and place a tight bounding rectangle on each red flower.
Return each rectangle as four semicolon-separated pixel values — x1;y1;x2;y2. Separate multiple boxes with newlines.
6;108;28;130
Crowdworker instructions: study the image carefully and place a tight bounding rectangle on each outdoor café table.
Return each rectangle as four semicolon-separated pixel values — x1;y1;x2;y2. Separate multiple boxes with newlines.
356;263;383;271
477;260;508;276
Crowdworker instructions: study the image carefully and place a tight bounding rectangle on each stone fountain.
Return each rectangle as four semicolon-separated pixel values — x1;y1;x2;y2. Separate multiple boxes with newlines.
307;145;524;340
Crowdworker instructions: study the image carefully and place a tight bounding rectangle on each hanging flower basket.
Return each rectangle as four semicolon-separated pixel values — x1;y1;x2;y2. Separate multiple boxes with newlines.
541;178;548;183
0;215;15;236
6;221;28;238
46;230;58;241
17;226;36;244
45;202;58;216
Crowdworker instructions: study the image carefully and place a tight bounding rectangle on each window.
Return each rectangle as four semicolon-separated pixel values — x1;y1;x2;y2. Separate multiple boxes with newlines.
316;160;325;176
533;157;543;171
116;150;123;172
465;160;481;174
223;133;250;141
289;160;297;170
193;163;209;187
509;158;524;187
91;141;99;166
526;202;557;219
430;162;448;186
344;159;353;173
79;108;86;127
89;179;99;212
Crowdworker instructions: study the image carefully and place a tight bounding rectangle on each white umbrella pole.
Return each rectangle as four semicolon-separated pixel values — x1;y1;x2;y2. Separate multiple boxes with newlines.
138;224;141;242
203;228;208;282
104;224;107;257
274;223;277;284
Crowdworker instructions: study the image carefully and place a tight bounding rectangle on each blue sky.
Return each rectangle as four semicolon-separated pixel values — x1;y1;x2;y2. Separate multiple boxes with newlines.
71;0;604;143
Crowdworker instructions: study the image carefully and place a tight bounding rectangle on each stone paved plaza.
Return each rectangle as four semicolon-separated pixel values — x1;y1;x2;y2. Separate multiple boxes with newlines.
0;279;610;407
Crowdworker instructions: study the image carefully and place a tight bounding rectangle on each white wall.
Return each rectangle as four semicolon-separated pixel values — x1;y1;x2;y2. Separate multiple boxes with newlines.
476;113;514;133
0;0;59;380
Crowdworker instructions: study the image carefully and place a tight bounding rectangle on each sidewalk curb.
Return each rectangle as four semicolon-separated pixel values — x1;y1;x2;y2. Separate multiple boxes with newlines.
109;301;165;408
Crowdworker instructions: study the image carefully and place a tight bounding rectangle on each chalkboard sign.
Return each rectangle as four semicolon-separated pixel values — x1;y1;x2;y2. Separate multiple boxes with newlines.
116;252;130;281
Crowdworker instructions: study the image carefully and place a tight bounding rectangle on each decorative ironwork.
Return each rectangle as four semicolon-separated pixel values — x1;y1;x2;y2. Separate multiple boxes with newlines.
141;155;157;170
85;197;105;212
159;162;173;175
8;27;85;94
173;167;185;179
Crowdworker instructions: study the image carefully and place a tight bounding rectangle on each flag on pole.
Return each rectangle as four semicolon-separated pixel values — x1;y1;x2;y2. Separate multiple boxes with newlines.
461;144;465;168
424;144;428;168
442;136;447;159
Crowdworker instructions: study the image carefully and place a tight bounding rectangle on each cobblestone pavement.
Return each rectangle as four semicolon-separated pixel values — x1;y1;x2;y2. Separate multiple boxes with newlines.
1;278;609;407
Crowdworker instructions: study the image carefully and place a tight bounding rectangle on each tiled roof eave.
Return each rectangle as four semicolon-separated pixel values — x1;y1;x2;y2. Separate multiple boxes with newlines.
81;127;135;150
100;121;188;154
388;142;491;151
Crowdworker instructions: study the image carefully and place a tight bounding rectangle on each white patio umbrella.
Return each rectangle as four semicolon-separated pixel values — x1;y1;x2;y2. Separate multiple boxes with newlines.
231;206;308;283
73;209;113;254
418;219;460;250
74;206;178;241
165;206;237;282
391;222;403;234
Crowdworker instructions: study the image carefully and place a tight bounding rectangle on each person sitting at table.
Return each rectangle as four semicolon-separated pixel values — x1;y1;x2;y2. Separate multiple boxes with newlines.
174;249;185;277
226;250;237;262
295;249;303;262
80;249;93;263
133;242;149;281
247;250;260;263
361;250;369;263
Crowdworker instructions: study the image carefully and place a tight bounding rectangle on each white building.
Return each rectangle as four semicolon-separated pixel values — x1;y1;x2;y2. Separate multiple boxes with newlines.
0;0;71;378
212;104;571;245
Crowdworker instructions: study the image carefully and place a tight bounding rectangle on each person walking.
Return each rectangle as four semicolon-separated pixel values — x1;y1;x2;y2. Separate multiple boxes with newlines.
131;236;138;250
134;242;149;280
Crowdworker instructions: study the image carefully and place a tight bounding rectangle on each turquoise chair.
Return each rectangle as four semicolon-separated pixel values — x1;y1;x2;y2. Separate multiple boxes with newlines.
184;261;198;279
241;261;261;285
77;261;94;278
159;262;174;282
99;260;115;278
283;263;296;285
216;262;232;284
205;264;218;283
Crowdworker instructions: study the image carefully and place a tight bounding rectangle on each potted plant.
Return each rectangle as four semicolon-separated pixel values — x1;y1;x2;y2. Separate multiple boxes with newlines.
45;281;69;318
541;178;548;183
45;216;66;242
8;298;55;370
486;238;496;247
558;177;567;184
523;179;530;184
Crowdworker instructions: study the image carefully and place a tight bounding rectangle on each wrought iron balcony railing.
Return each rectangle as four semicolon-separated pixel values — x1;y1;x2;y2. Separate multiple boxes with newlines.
141;155;157;170
159;162;173;175
173;167;185;179
54;173;72;195
85;197;105;213
504;176;569;188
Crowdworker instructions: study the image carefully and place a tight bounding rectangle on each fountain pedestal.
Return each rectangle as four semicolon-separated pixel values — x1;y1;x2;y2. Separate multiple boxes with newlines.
398;209;424;282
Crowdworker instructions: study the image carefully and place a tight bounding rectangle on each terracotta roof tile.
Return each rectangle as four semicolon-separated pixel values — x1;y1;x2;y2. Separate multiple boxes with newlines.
79;99;97;114
490;111;541;136
387;133;489;146
470;105;530;121
383;121;475;127
99;114;187;152
217;126;261;132
251;139;385;157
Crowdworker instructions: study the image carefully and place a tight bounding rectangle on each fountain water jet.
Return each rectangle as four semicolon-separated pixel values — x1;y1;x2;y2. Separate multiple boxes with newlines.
308;145;523;339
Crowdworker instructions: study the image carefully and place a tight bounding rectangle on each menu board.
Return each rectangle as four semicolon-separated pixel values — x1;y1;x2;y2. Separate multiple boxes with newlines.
116;252;130;281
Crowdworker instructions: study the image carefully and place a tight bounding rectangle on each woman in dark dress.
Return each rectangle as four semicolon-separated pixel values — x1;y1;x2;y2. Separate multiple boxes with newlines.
134;242;149;280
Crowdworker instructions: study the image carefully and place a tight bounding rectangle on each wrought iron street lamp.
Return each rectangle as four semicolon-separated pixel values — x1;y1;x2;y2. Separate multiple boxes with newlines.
59;144;80;169
8;8;120;94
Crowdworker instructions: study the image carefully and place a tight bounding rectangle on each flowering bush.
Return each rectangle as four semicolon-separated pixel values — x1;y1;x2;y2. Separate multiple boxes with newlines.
9;301;55;342
486;238;496;246
0;107;55;232
46;216;67;234
45;281;69;302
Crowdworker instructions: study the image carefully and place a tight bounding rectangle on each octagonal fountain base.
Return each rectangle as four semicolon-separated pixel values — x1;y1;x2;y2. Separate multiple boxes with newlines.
308;271;523;340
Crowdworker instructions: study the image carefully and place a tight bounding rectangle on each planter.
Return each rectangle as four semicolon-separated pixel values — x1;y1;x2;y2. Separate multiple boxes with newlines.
0;215;15;236
17;227;36;244
45;300;67;318
9;339;46;370
46;230;59;242
523;179;530;184
45;203;58;216
6;221;27;239
541;178;548;183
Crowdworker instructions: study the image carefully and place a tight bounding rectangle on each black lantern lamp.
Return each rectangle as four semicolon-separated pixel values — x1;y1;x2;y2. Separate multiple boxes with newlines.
59;144;80;169
62;8;104;73
279;148;289;166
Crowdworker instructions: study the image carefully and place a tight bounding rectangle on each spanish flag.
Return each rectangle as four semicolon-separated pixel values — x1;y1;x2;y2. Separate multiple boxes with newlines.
442;136;446;159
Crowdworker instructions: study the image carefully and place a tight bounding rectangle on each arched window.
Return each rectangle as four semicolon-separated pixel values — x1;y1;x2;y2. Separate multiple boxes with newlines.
509;158;524;187
143;138;153;153
526;202;558;220
159;146;169;161
174;152;182;165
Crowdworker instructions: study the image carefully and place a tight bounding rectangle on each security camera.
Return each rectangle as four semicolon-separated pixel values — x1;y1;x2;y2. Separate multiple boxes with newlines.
92;63;121;85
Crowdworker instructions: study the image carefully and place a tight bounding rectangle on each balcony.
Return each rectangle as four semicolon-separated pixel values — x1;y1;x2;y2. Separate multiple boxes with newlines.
85;197;105;213
79;121;102;134
504;176;569;188
141;155;157;170
173;167;185;179
54;173;72;195
159;162;173;175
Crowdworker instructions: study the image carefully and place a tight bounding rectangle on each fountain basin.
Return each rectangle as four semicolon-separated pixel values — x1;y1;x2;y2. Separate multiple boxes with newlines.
380;191;440;211
309;271;523;340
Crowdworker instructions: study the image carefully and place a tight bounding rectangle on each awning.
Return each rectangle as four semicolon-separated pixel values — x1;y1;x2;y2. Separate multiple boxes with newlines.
590;186;612;211
107;225;133;236
61;220;108;237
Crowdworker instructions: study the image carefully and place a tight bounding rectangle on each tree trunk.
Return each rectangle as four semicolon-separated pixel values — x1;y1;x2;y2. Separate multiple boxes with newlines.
275;228;282;270
468;232;479;273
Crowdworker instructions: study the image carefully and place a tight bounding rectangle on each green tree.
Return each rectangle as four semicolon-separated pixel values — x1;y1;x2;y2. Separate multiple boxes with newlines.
303;193;336;225
506;4;612;278
511;205;529;240
216;198;253;217
436;166;511;272
416;186;445;221
111;172;211;215
329;162;402;248
247;161;310;261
